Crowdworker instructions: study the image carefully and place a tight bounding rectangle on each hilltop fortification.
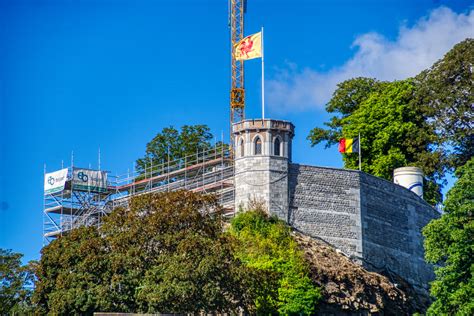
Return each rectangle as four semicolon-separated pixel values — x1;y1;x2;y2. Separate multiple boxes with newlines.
233;118;438;293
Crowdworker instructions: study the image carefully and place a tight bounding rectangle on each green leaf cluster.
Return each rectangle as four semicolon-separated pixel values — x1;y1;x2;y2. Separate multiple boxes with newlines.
135;125;215;174
33;226;110;314
230;209;321;314
309;78;443;204
34;191;268;314
0;249;36;314
423;158;474;315
308;39;473;204
414;39;473;168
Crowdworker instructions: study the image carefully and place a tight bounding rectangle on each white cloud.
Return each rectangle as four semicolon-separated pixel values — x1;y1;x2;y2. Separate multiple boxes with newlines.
267;7;474;112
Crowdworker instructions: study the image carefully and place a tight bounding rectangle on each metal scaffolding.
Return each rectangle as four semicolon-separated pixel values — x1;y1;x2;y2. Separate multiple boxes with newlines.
43;145;235;244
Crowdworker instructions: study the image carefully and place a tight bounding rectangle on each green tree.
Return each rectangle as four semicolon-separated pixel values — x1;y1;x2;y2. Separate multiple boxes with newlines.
230;209;321;314
33;226;111;315
423;158;474;315
0;249;36;315
414;39;474;169
308;78;444;204
135;125;215;174
34;191;266;314
101;191;260;314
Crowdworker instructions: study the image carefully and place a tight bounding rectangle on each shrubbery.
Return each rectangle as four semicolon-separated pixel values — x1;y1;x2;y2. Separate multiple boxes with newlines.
230;208;321;314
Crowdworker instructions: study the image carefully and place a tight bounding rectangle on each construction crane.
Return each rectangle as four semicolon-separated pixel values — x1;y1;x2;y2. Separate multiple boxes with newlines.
229;0;246;147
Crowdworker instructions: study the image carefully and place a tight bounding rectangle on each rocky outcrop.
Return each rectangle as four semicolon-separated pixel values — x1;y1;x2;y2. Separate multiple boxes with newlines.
293;232;430;315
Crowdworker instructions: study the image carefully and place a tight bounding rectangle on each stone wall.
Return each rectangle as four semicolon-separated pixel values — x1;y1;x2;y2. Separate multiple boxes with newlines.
234;156;288;220
359;172;439;289
288;163;438;290
288;164;363;259
268;157;289;221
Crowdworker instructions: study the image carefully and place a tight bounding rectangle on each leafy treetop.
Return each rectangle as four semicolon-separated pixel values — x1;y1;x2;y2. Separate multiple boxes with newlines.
423;157;474;315
135;125;218;174
308;78;444;204
0;249;36;315
414;38;473;169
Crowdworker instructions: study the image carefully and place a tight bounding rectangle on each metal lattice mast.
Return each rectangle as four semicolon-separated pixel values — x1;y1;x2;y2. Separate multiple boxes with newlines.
230;0;245;145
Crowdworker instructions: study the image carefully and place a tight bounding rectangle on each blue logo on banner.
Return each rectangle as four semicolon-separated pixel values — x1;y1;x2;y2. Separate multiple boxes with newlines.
78;172;88;182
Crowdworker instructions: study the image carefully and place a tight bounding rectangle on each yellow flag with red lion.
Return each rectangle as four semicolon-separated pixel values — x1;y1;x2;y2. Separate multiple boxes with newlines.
234;32;262;61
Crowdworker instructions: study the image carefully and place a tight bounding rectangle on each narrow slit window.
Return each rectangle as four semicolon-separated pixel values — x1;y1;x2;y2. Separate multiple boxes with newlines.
255;137;262;155
274;138;281;156
239;139;244;157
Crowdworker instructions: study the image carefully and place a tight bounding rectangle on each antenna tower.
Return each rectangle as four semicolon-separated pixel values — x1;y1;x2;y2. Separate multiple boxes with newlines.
229;0;246;143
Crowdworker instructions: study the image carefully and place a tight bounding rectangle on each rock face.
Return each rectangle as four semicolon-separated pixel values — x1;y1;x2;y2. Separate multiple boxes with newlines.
293;232;430;315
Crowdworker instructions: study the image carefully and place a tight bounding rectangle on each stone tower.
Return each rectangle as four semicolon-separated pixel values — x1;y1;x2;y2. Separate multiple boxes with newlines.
232;119;294;220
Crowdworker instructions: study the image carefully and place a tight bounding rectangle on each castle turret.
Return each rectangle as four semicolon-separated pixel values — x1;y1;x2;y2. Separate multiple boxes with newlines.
232;119;294;220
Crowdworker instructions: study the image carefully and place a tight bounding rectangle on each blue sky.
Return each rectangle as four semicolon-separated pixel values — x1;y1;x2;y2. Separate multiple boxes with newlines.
1;0;473;263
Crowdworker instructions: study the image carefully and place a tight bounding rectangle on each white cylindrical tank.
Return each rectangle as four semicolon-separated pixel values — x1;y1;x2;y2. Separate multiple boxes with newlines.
393;167;424;198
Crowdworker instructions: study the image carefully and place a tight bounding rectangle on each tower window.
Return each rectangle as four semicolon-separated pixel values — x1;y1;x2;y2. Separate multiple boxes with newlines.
254;137;262;155
239;138;244;157
274;138;281;156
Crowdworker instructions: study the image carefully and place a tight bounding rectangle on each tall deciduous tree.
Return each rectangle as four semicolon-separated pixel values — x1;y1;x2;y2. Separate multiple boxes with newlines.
414;39;474;169
100;191;259;313
0;249;36;315
135;125;215;174
33;226;111;314
423;158;474;315
308;79;444;204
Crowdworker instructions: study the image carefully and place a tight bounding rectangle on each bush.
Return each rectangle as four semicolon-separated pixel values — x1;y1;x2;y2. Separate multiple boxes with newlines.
230;209;321;314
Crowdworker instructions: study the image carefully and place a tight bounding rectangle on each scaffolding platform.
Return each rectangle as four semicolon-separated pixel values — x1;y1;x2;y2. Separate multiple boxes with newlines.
44;205;81;215
43;145;235;244
44;230;61;238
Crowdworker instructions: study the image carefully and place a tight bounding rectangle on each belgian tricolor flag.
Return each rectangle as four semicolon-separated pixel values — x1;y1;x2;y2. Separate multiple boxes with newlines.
338;137;360;153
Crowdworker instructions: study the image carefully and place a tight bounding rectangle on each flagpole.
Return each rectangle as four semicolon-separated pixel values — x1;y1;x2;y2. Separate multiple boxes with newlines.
261;26;265;120
358;132;361;171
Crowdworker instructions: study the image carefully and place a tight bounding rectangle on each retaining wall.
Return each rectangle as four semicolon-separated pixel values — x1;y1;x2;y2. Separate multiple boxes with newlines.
288;163;439;289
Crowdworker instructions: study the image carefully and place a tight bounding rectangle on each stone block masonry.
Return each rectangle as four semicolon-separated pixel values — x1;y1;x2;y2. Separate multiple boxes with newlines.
234;156;289;220
359;172;439;290
288;164;362;260
232;119;294;221
288;163;439;291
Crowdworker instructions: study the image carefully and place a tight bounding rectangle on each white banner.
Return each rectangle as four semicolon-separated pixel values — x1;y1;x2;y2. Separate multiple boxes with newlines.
72;168;108;192
44;168;68;194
